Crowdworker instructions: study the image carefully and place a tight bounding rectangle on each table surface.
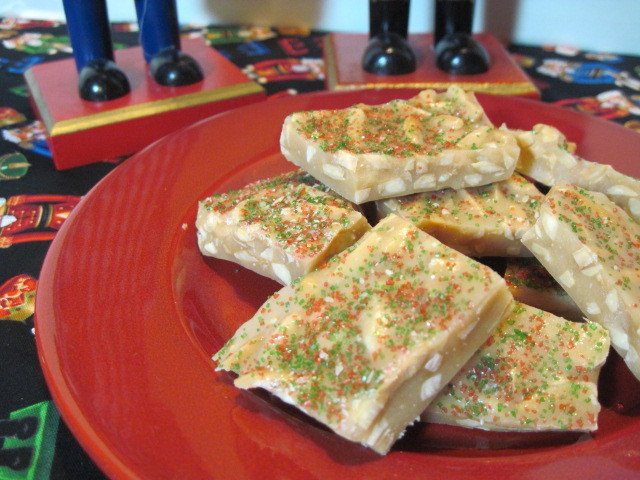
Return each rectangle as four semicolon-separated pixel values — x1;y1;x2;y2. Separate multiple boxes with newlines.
1;18;639;479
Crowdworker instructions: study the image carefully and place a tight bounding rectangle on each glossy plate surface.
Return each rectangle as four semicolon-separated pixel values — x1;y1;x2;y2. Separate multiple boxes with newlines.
36;90;640;479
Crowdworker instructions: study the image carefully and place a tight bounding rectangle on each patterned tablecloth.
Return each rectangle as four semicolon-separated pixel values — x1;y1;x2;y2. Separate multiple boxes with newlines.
0;17;638;479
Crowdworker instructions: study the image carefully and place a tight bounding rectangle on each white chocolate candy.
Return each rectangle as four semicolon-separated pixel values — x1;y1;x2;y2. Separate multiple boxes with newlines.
196;170;370;285
504;258;584;322
376;173;543;257
214;214;513;454
424;302;609;432
515;123;640;222
280;86;519;204
521;185;640;381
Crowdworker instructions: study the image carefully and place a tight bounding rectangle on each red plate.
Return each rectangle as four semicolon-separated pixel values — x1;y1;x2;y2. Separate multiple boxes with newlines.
36;90;640;479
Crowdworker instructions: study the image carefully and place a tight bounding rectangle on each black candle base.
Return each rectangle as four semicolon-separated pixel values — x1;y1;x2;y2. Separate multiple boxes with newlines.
435;32;490;75
362;32;417;75
78;59;131;102
150;47;204;87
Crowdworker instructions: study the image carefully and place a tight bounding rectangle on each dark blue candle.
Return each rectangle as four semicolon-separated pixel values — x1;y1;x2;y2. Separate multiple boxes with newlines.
135;0;181;63
62;0;115;72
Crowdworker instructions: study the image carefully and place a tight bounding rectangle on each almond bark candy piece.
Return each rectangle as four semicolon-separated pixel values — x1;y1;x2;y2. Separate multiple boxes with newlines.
521;184;640;381
376;173;543;257
515;123;640;222
214;214;513;454
504;258;583;322
280;86;520;204
424;302;609;431
196;170;371;285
